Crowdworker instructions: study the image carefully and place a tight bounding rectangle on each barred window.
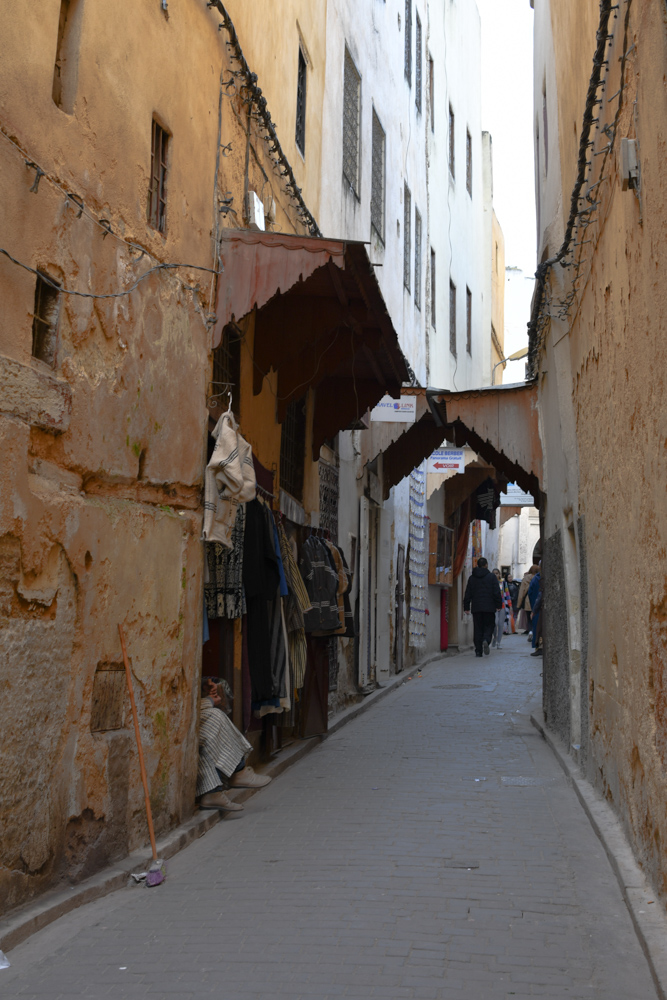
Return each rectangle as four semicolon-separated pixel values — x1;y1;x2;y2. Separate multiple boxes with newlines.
343;48;361;196
212;324;241;418
448;104;455;179
295;48;307;156
414;209;422;310
280;395;307;502
370;109;386;242
403;184;411;292
148;119;169;232
31;272;60;367
449;278;457;357
404;0;412;84
415;13;422;113
430;248;436;328
466;286;472;354
466;128;472;195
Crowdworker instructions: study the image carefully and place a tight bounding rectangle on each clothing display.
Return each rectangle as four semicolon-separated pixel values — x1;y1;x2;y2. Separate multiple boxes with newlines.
473;478;501;530
204;503;245;619
203;410;256;546
300;535;341;634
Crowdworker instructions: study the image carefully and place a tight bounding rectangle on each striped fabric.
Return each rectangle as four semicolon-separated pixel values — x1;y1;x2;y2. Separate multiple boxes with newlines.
197;698;252;796
300;536;340;633
203;412;256;547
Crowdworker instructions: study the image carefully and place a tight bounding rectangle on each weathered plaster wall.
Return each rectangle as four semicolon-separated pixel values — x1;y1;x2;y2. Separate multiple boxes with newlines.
535;0;667;902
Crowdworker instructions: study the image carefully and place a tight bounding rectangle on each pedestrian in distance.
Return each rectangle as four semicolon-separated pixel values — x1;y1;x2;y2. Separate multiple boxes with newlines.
491;568;505;649
528;565;542;655
463;556;503;657
516;563;539;634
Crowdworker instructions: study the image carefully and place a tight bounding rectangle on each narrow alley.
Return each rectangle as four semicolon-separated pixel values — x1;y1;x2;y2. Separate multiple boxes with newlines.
2;638;657;1000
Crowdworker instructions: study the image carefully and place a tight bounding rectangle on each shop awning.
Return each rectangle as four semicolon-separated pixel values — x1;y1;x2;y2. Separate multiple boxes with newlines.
214;231;409;458
379;383;542;503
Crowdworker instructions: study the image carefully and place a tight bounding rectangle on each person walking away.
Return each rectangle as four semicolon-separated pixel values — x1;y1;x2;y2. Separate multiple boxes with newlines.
516;564;539;634
491;569;505;649
530;571;544;656
527;566;542;653
463;557;503;657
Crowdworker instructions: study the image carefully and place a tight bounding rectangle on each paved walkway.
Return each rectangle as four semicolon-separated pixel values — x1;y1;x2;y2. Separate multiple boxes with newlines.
3;635;658;999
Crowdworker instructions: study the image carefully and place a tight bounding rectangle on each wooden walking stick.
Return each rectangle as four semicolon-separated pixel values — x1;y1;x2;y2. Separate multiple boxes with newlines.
118;623;157;862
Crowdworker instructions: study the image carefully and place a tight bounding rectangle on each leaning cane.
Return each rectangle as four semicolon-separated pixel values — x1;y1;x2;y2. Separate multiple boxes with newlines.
118;623;157;861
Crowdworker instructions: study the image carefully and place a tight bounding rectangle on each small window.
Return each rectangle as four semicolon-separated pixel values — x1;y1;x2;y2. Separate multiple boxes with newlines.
295;48;307;156
430;248;436;328
448;105;455;178
403;184;412;292
148;119;169;232
212;324;241;418
449;278;457;357
466;286;472;355
280;395;307;502
343;48;361;196
31;272;61;367
415;14;422;113
466;129;473;196
429;57;434;132
370;109;386;243
414;209;422;310
404;0;412;84
52;0;81;113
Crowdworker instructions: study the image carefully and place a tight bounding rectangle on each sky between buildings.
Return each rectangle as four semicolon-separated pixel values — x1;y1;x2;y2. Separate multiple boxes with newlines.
476;0;536;384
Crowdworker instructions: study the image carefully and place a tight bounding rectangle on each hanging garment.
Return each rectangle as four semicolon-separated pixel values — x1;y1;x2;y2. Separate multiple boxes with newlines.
277;521;311;691
300;536;340;633
336;545;356;638
501;579;516;634
197;697;252;797
322;540;347;635
242;499;282;709
473;477;501;529
203;411;256;546
204;503;246;619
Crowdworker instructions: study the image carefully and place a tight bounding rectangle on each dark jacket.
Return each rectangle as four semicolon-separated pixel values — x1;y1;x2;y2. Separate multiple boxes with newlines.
529;572;543;615
463;566;503;613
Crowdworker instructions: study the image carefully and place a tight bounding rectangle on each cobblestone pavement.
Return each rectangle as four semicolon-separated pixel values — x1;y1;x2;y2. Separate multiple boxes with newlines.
3;635;658;999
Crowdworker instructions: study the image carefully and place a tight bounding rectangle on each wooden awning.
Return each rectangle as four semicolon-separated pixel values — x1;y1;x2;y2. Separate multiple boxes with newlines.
214;230;409;458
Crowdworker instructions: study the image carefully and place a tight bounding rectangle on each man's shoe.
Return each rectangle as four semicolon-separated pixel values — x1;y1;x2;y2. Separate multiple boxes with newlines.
475;652;483;657
229;766;272;789
531;649;543;657
483;641;490;655
199;791;243;812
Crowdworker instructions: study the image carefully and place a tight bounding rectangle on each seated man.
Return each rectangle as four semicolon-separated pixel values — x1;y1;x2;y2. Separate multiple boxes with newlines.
197;677;271;812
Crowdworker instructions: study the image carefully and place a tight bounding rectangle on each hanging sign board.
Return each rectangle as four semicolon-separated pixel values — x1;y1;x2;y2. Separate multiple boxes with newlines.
426;448;465;474
370;395;417;423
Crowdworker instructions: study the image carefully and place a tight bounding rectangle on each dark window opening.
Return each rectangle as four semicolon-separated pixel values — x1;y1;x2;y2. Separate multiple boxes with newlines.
415;13;422;113
343;48;361;196
371;109;386;242
466;129;473;196
212;324;241;419
280;395;307;502
404;0;412;84
448;104;455;178
148;119;169;232
52;0;81;113
466;286;472;355
414;209;422;310
295;48;307;156
31;272;61;367
449;278;457;357
430;248;436;328
403;184;411;292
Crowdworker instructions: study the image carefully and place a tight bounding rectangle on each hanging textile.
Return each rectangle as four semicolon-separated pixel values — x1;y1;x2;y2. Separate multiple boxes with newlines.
337;547;355;638
501;578;516;634
473;477;501;529
300;535;340;634
408;466;427;649
452;497;471;581
277;522;311;691
471;519;483;566
321;540;347;636
203;411;256;546
204;503;246;619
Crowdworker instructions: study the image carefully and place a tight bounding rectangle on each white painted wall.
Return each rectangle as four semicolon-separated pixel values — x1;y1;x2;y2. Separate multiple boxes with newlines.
485;507;540;580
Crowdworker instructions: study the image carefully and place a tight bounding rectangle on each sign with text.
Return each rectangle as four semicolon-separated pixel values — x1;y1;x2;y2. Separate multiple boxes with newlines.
370;395;417;423
427;448;465;474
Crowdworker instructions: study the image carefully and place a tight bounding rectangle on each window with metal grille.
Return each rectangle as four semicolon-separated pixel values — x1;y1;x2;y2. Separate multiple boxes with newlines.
415;13;422;113
448;104;455;178
449;278;457;357
280;395;307;502
370;109;386;242
466;129;472;195
414;209;422;310
31;272;60;367
404;0;412;84
295;48;307;156
148;119;169;232
212;324;241;418
430;248;436;328
342;48;361;196
403;184;411;292
429;57;434;132
466;286;472;354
